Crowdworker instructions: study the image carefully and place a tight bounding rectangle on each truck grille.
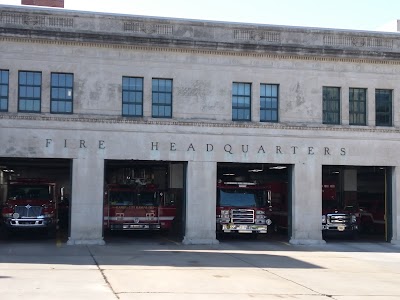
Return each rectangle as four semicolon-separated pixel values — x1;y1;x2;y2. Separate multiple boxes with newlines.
327;214;351;225
231;209;255;224
15;206;43;218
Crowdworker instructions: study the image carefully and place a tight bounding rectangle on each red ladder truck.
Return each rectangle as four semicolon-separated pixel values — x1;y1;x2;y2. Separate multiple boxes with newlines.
103;180;176;231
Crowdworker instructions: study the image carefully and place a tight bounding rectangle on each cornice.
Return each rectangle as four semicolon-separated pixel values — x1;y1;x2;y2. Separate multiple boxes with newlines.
0;114;399;135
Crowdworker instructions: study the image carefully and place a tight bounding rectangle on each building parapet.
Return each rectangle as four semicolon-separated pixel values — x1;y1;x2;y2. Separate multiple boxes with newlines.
1;5;400;60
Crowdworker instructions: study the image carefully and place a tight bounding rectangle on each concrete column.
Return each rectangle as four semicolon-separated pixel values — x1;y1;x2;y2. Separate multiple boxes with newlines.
341;85;349;125
391;166;400;245
289;162;326;245
143;77;152;117
367;87;375;126
182;161;219;245
67;157;105;245
252;82;260;122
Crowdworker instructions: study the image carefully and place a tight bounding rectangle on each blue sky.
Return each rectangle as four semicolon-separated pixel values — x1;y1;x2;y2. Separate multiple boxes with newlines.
1;0;400;31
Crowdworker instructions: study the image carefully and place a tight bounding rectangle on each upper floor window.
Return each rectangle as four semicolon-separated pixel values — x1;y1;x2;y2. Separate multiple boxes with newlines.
0;70;8;112
122;76;143;117
323;86;340;125
232;82;251;121
51;73;73;114
375;89;392;127
349;88;366;125
260;84;278;122
18;71;42;113
152;78;172;118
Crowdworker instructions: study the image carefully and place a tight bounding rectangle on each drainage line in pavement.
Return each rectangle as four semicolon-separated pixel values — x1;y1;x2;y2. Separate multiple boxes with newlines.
224;251;333;299
87;246;120;300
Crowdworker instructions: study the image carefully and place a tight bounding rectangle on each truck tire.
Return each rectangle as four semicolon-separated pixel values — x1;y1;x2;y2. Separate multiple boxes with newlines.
0;226;10;240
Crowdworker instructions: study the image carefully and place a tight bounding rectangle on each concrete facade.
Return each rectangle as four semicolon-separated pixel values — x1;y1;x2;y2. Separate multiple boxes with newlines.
0;5;400;245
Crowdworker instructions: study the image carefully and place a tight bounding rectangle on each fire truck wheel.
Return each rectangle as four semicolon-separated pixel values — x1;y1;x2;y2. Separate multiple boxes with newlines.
46;228;57;239
216;232;225;240
0;226;10;239
250;232;259;240
349;231;358;240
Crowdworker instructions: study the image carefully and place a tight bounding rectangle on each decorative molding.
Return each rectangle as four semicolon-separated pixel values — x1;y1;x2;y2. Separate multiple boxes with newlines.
0;114;399;134
123;22;173;35
323;35;393;49
233;29;281;42
0;12;74;28
2;37;399;66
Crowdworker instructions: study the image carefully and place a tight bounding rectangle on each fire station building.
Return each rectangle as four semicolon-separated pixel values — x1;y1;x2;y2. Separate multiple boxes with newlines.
0;4;400;246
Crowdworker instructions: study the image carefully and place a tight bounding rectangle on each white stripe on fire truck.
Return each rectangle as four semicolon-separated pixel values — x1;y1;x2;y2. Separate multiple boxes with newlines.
104;216;174;221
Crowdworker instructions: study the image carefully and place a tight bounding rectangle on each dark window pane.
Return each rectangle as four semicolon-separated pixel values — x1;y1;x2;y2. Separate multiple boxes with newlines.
152;79;172;118
260;84;278;122
376;89;392;126
232;82;251;121
50;73;73;114
323;87;340;125
19;71;41;112
349;88;366;125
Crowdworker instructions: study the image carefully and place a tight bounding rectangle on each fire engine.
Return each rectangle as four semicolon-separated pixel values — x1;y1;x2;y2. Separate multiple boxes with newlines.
1;178;57;236
216;181;272;236
322;182;358;237
103;180;176;231
266;182;289;233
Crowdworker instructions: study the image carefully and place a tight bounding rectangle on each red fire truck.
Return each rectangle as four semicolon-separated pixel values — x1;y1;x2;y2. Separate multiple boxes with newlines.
103;181;176;231
1;178;57;236
216;181;272;236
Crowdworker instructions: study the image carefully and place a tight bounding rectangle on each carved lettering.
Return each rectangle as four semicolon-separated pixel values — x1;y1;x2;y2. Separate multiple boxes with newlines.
324;147;330;155
43;139;348;158
224;144;233;154
46;139;52;147
258;145;265;154
151;142;159;151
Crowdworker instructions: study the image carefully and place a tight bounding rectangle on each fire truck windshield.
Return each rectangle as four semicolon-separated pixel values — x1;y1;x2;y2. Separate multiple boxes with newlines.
109;191;158;206
137;192;158;206
109;191;134;205
8;185;52;201
218;188;264;207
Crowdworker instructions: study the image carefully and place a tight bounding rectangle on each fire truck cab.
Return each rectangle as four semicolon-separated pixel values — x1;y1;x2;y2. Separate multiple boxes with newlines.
1;178;57;236
103;181;176;231
216;181;272;235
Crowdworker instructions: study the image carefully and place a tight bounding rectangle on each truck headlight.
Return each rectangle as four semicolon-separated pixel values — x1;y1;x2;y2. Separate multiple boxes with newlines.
322;215;326;224
266;219;272;226
351;215;357;223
